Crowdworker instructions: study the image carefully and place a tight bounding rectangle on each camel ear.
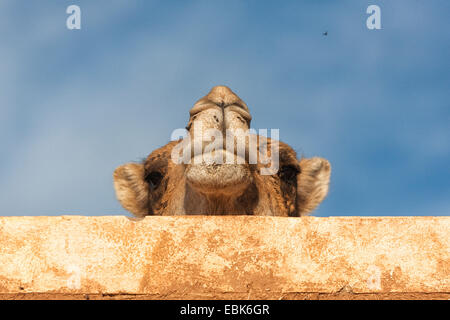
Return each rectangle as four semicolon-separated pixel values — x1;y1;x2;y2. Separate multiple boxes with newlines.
297;157;331;215
113;163;149;217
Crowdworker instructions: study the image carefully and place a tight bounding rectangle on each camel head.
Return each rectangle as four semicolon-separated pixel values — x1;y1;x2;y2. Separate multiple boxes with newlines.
114;86;331;216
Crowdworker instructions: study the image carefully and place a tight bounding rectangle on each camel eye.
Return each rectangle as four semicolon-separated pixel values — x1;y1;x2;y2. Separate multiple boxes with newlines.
146;171;163;189
279;165;299;182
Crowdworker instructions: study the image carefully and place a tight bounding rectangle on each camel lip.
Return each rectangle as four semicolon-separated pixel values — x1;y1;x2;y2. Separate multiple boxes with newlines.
189;149;247;166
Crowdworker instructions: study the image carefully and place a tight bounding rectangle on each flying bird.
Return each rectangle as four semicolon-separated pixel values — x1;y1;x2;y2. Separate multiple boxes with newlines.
323;31;328;36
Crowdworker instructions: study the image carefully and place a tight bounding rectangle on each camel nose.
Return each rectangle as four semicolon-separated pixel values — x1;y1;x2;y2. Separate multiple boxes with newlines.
207;86;237;106
187;86;253;160
206;86;250;113
189;86;251;126
186;104;226;133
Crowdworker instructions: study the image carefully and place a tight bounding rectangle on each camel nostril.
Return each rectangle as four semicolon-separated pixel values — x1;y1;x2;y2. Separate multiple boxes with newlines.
213;115;219;123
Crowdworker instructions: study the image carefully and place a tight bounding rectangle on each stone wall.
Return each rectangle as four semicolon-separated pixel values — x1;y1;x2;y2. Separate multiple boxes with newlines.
0;216;448;299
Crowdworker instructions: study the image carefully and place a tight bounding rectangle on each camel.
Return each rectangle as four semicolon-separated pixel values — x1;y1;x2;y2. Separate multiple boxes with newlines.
114;86;331;216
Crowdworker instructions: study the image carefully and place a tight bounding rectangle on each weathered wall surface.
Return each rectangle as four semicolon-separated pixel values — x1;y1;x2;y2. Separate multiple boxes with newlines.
0;216;448;300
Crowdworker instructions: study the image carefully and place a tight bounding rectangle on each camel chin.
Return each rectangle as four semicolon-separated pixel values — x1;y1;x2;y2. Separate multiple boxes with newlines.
185;150;251;196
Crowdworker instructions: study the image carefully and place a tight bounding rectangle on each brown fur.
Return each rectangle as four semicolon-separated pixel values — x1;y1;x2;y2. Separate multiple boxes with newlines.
114;86;331;217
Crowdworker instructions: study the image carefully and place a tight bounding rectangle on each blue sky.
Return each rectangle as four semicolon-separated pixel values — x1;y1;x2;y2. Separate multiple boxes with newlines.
0;0;449;216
